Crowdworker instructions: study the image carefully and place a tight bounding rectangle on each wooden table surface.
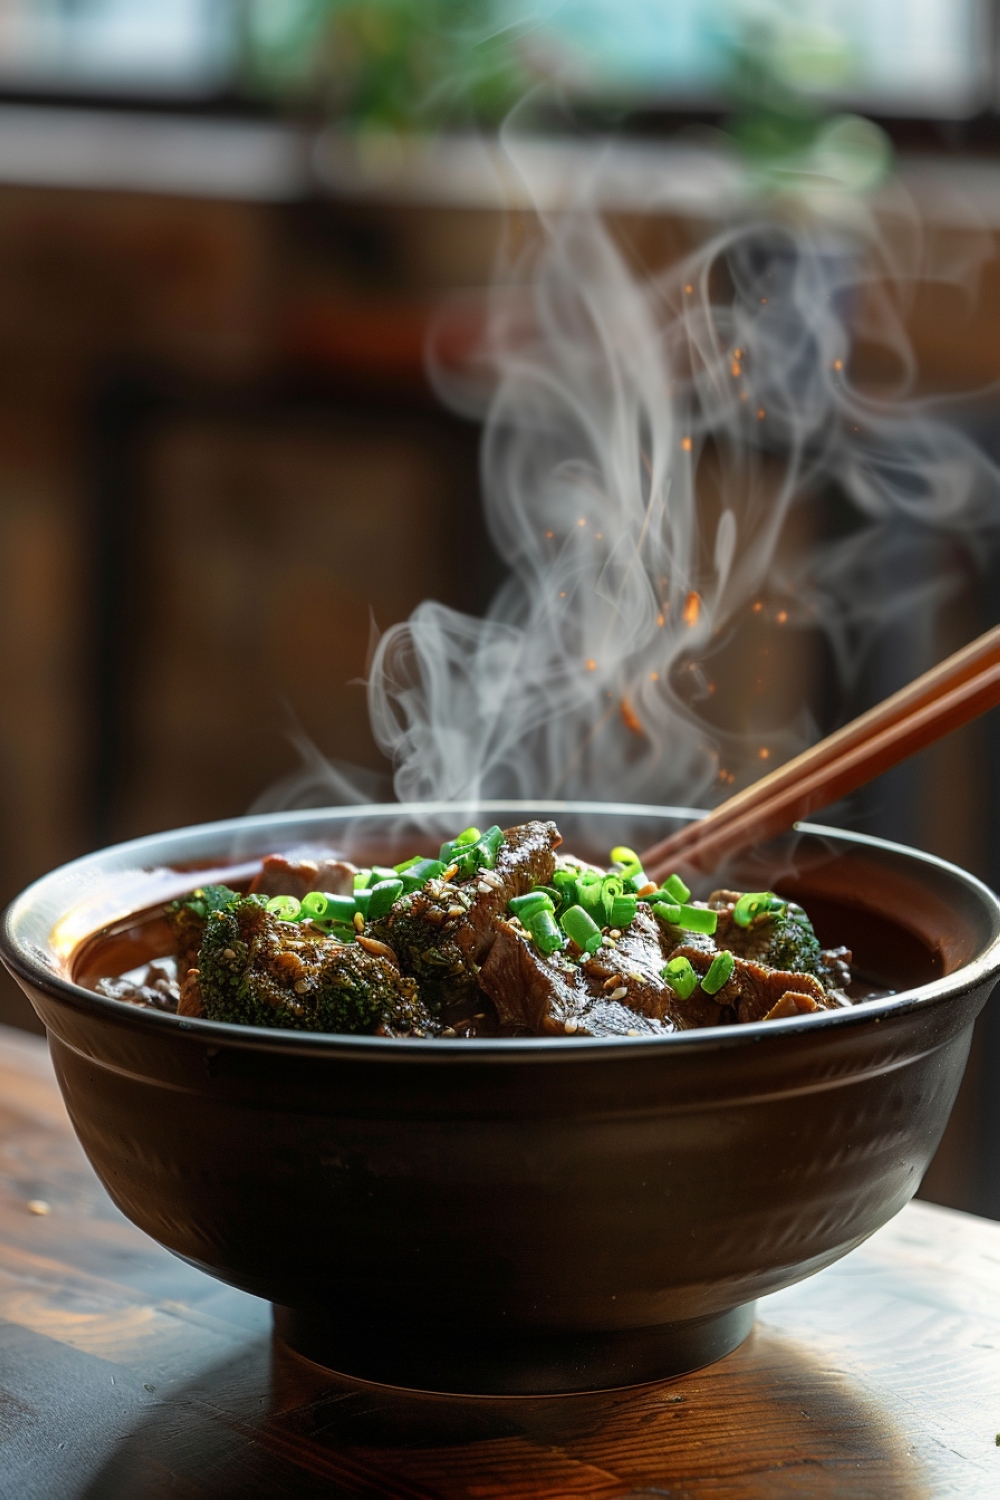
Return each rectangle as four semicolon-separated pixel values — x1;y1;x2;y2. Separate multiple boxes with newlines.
1;1024;998;1500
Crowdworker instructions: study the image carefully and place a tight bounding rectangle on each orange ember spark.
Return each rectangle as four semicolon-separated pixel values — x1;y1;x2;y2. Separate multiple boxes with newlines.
559;591;566;598
730;362;740;377
595;532;603;540
758;747;770;760
585;658;597;671
833;358;843;371
757;408;766;420
776;609;788;624
685;283;693;294
760;297;768;304
681;436;692;452
683;591;701;626
620;697;644;736
577;518;587;527
656;611;665;627
752;600;763;613
545;530;554;538
650;671;659;681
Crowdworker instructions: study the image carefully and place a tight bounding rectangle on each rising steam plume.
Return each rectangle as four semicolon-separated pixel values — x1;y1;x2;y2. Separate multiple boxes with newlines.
253;136;1000;819
358;138;1000;812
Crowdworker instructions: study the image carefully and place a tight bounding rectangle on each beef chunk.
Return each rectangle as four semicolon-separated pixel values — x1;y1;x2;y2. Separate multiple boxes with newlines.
478;918;589;1032
580;907;691;1025
249;854;356;900
370;820;561;1011
479;918;677;1038
762;990;822;1021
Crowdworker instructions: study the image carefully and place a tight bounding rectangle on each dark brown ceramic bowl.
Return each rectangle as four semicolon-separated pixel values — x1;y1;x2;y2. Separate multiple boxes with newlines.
3;800;999;1395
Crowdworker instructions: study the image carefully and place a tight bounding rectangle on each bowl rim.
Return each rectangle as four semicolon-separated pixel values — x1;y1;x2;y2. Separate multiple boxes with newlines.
5;798;1000;1060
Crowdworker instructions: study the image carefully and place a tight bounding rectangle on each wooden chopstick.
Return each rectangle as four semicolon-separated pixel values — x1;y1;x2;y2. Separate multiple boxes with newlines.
640;622;1000;881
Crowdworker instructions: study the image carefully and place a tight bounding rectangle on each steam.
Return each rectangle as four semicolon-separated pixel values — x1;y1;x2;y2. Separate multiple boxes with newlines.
363;140;1000;809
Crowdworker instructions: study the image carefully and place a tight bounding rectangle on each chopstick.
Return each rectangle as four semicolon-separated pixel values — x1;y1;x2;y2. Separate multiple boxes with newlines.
639;622;1000;881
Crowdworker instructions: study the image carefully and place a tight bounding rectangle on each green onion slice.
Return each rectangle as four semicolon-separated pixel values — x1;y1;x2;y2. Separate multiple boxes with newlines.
353;870;372;891
301;891;354;924
661;872;692;904
527;909;564;955
366;879;404;919
701;950;735;994
439;827;482;862
663;956;697;999
677;904;718;935
509;891;554;920
560;903;603;955
609;894;638;928
651;901;682;926
531;884;562;907
393;855;424;874
353;888;372;920
399;858;446;892
265;895;302;921
732;891;784;927
610;845;644;881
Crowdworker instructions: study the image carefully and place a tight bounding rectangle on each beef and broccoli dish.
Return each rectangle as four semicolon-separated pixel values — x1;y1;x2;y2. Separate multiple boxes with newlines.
95;818;856;1038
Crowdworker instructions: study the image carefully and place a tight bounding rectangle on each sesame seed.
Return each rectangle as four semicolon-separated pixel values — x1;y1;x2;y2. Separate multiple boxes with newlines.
477;881;492;894
610;986;628;1001
27;1199;50;1215
448;905;465;918
440;1027;457;1038
564;1018;578;1034
609;929;622;939
222;948;236;960
626;1028;640;1037
602;935;616;947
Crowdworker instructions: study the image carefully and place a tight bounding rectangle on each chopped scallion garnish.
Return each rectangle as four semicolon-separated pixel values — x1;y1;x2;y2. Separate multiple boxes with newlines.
398;857;446;892
676;904;718;935
265;895;302;922
560;903;603;955
732;891;784;927
366;878;404;919
301;891;354;925
509;890;554;920
701;950;735;993
609;894;638;928
661;872;692;904
526;908;564;954
610;846;644;881
663;956;697;999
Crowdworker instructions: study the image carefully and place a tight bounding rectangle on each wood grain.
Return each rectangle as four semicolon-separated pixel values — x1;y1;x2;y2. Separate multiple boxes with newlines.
1;1022;998;1499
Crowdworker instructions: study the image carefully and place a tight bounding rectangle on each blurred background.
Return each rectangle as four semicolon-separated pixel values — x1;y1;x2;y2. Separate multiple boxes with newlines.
0;0;999;1215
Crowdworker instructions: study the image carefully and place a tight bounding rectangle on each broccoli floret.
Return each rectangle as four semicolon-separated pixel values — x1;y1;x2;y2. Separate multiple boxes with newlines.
756;902;827;980
165;882;240;972
197;896;428;1034
368;884;477;1013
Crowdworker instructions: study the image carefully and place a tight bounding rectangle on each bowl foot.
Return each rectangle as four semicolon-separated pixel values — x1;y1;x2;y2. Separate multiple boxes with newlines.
272;1301;756;1395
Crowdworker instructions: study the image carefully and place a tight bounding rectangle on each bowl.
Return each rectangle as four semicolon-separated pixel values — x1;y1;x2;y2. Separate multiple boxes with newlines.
3;800;999;1395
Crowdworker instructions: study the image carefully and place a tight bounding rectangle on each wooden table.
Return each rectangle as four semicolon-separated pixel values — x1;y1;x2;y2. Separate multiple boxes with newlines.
1;1024;998;1499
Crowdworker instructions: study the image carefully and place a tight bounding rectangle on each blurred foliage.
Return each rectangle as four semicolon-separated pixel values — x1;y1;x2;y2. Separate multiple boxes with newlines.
724;14;891;198
241;0;535;127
